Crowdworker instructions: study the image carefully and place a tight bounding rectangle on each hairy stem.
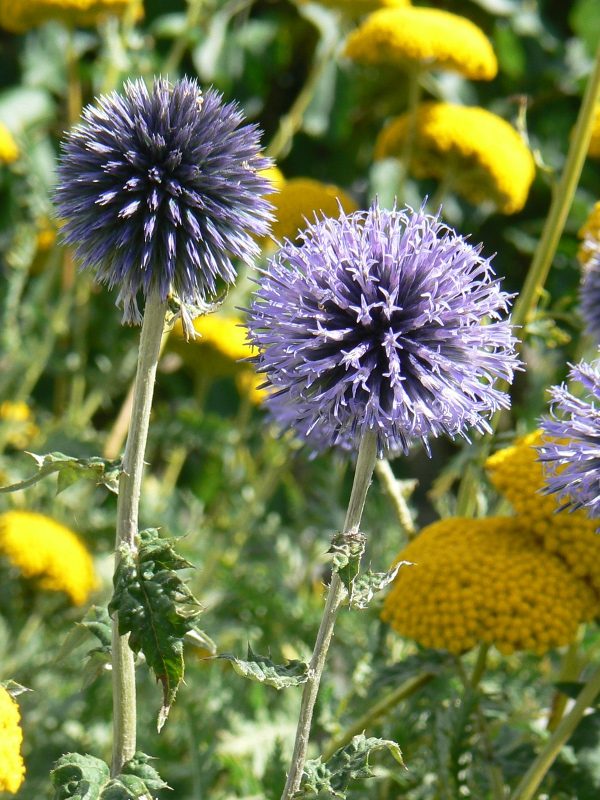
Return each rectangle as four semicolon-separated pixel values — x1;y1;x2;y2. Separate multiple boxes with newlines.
510;663;600;800
281;431;378;800
111;292;168;776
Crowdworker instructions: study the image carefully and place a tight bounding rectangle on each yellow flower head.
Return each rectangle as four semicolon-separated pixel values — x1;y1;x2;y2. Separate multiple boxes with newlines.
271;178;358;243
0;687;25;794
0;511;97;605
375;103;535;214
0;402;39;450
315;0;410;16
261;165;285;194
577;201;600;267
589;105;600;159
0;0;141;32
382;516;599;656
344;8;497;80
0;124;18;165
486;430;600;593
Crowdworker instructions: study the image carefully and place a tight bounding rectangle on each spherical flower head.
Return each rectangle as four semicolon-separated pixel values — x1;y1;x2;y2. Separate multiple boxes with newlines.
580;254;600;343
382;517;599;656
344;7;497;81
55;77;273;324
375;103;535;215
539;360;600;520
247;201;520;454
0;687;25;794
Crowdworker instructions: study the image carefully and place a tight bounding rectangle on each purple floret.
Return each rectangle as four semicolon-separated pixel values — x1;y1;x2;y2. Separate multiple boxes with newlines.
55;77;272;323
581;254;600;343
539;360;600;520
247;201;520;455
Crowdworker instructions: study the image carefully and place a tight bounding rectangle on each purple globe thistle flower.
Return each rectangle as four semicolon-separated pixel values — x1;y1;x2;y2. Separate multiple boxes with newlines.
539;360;600;519
581;254;600;343
55;77;272;324
247;202;520;454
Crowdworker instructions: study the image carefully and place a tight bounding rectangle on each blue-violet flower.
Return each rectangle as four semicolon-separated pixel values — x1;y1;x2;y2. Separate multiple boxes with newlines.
247;202;520;454
539;360;600;519
581;254;600;344
55;77;272;323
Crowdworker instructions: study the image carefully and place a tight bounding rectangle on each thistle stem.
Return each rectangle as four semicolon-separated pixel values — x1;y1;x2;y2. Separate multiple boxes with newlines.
509;663;600;800
111;292;168;776
281;431;378;800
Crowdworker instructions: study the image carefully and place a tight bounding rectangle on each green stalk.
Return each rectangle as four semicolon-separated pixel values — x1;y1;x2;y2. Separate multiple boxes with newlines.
322;672;434;761
374;458;416;537
396;67;422;202
280;431;379;800
111;292;168;776
510;40;600;333
510;663;600;800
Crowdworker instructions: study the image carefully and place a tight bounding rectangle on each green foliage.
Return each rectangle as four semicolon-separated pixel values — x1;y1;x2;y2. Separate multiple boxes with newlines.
0;451;120;494
109;528;203;730
217;646;308;690
50;752;167;800
329;529;366;595
349;562;410;610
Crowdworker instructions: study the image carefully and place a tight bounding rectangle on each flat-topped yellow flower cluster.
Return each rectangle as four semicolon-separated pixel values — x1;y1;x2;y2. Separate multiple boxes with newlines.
0;687;25;794
0;0;140;32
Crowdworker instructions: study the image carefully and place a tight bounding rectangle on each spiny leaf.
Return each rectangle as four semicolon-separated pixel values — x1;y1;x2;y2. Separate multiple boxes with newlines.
294;734;404;798
0;679;31;697
217;645;308;689
50;752;166;800
184;626;217;656
0;451;121;495
349;562;412;610
108;528;203;730
328;528;366;594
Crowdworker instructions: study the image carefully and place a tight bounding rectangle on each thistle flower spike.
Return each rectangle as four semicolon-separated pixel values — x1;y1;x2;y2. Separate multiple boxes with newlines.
55;76;273;325
247;201;521;455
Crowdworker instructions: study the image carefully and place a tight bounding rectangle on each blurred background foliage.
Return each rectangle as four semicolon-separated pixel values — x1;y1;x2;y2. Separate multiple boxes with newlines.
1;0;600;798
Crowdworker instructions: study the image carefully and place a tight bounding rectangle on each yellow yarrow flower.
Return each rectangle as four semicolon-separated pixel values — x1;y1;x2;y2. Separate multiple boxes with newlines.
0;0;141;32
344;8;497;81
577;201;600;267
382;516;599;656
271;177;358;242
0;511;97;605
0;687;25;794
0;401;38;450
486;430;600;594
589;105;600;159
315;0;410;16
261;165;285;194
375;103;535;214
0;123;18;165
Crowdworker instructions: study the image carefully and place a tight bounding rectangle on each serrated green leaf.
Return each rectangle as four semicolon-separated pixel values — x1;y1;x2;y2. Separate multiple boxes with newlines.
349;562;411;610
328;529;366;594
120;753;169;795
0;451;121;494
0;679;31;697
217;645;308;689
50;753;110;800
295;734;404;798
184;626;217;656
81;648;112;690
108;528;203;730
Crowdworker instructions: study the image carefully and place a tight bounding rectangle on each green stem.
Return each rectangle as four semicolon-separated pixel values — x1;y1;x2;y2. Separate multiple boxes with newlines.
374;458;416;538
470;642;490;690
510;663;600;800
396;68;422;202
111;292;168;776
162;0;210;77
510;40;600;333
322;672;434;761
546;638;583;732
280;431;379;800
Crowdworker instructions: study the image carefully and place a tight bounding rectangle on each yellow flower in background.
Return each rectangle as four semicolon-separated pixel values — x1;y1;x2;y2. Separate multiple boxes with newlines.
0;0;141;32
589;105;600;159
382;516;599;656
316;0;410;16
0;687;25;794
344;8;497;81
577;201;600;267
0;402;38;450
375;103;535;214
261;165;285;194
0;124;18;165
271;178;358;242
0;511;97;605
486;430;600;594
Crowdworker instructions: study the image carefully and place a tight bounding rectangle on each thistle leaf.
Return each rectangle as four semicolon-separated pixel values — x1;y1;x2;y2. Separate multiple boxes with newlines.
108;528;203;730
328;529;366;594
294;734;404;798
349;562;412;610
217;645;308;689
50;752;166;800
0;451;121;495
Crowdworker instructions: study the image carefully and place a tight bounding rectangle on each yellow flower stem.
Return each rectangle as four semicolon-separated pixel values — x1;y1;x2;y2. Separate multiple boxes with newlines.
112;291;168;776
470;642;490;689
510;39;600;334
321;672;435;761
546;639;583;732
374;458;416;538
509;662;600;800
397;67;422;202
280;431;378;800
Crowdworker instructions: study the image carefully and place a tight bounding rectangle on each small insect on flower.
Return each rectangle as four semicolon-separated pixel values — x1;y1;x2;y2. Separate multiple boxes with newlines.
247;201;520;455
55;77;273;325
539;360;600;521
